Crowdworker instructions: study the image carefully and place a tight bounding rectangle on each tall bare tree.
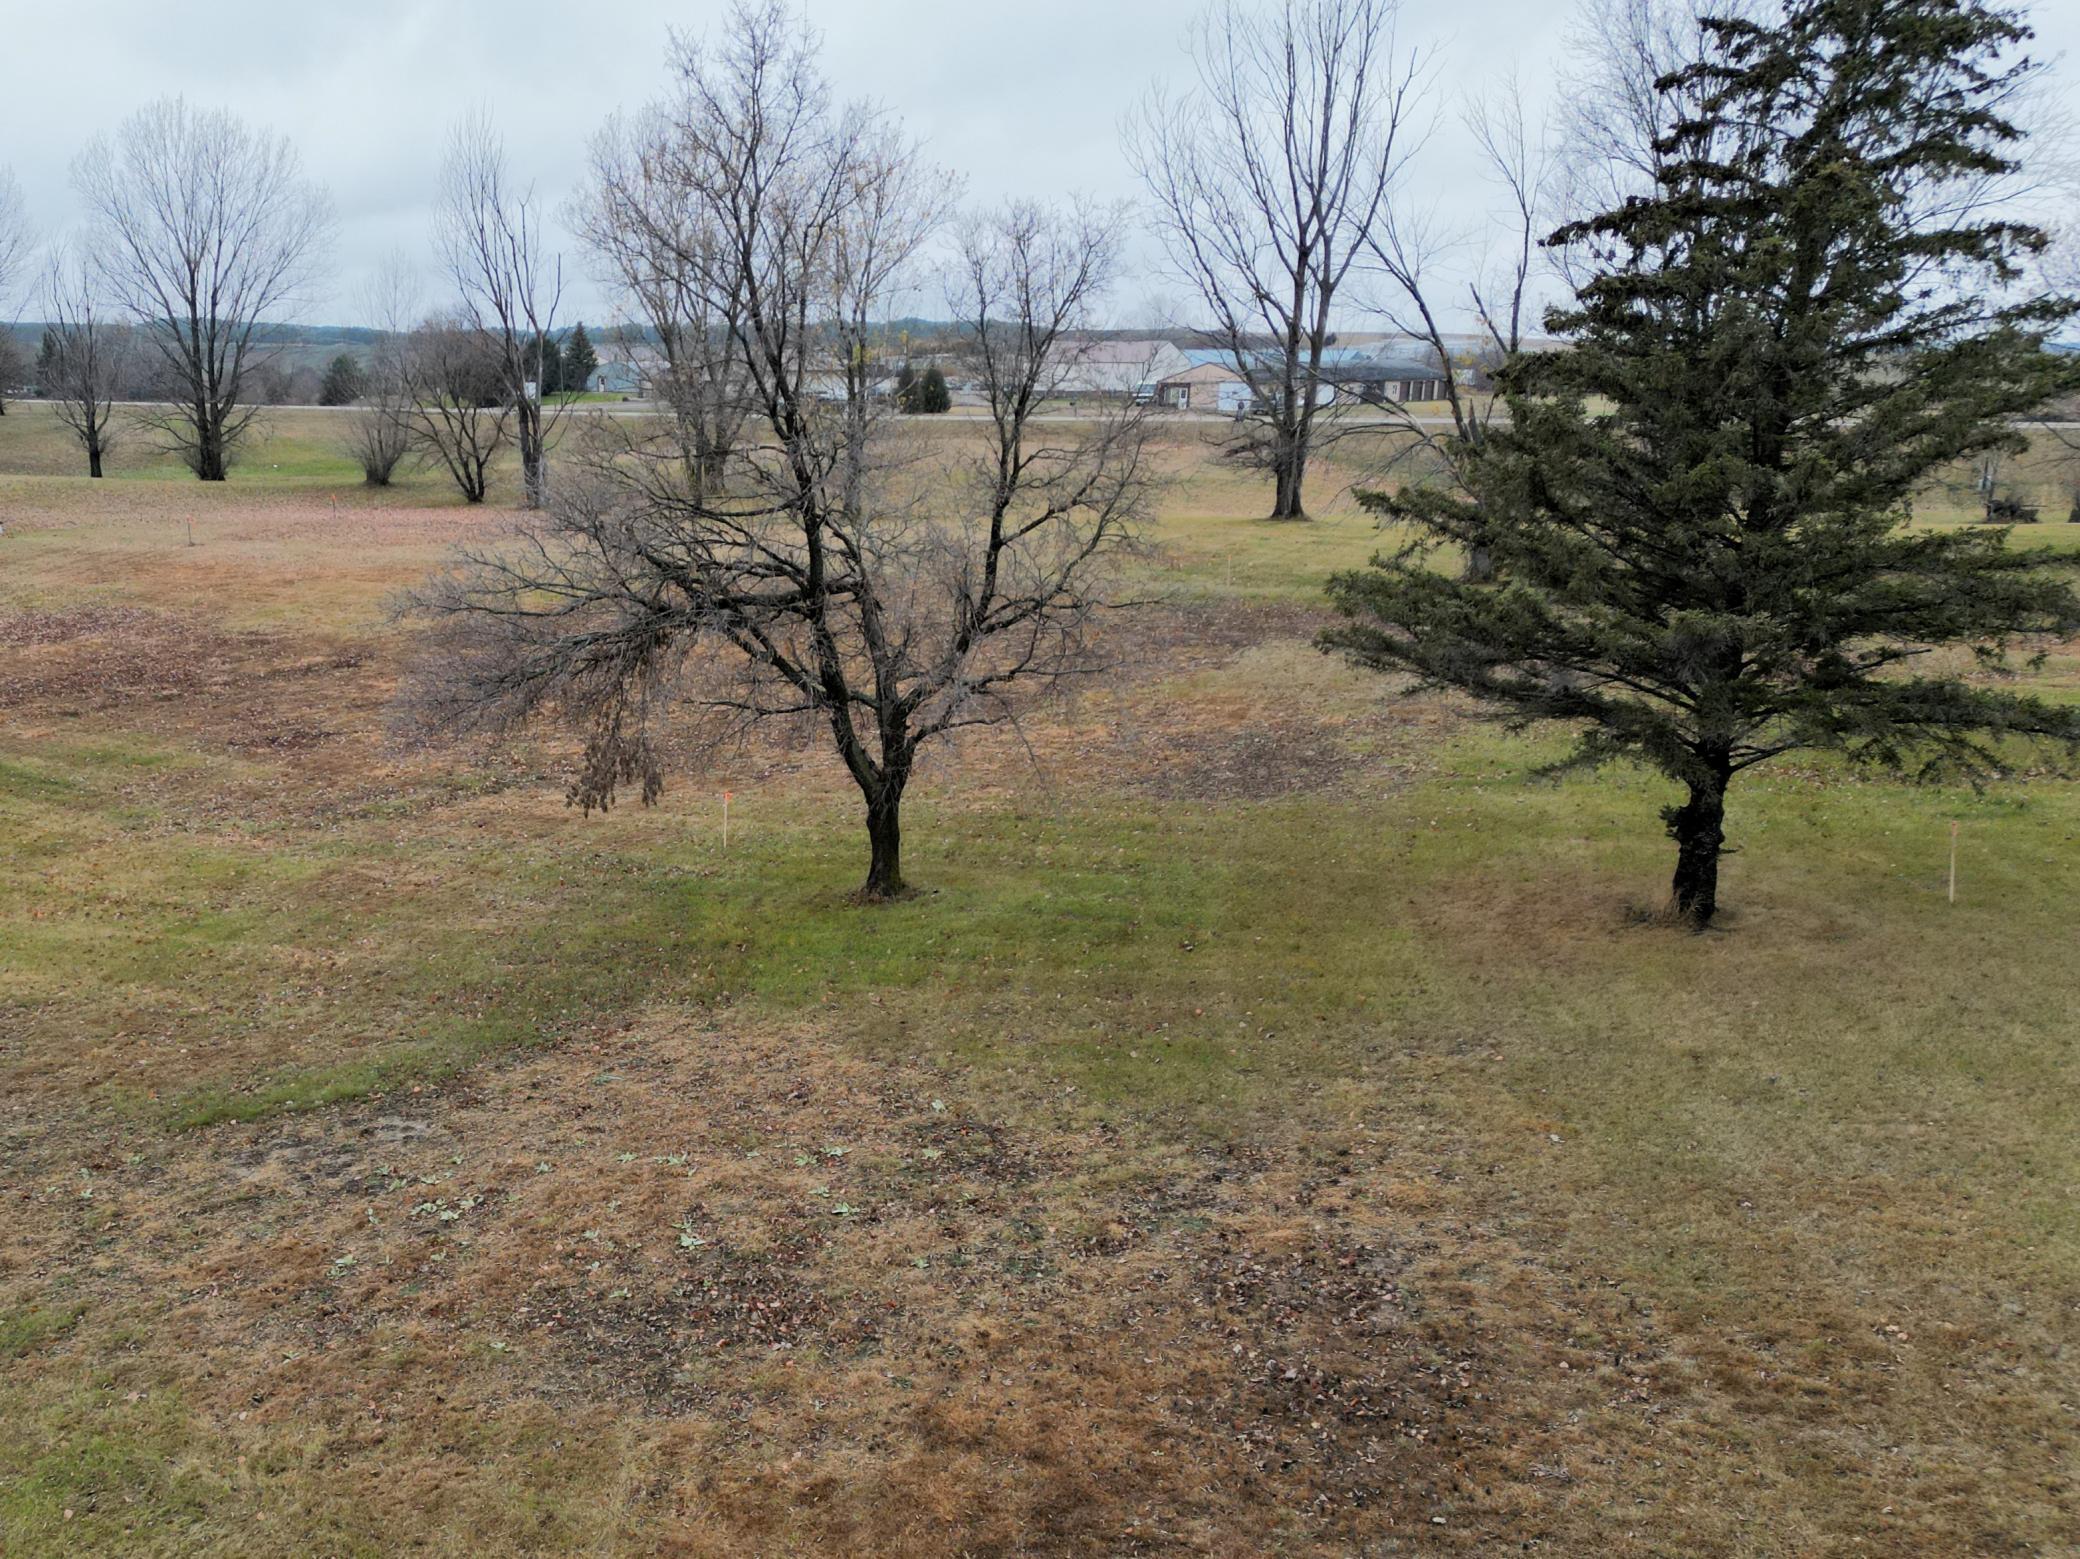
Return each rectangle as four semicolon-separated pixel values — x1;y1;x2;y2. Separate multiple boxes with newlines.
73;99;330;480
345;258;419;486
1364;86;1558;578
1127;0;1420;519
0;168;27;303
576;110;753;501
437;112;563;508
402;2;1151;900
39;242;130;477
402;314;514;505
0;168;31;417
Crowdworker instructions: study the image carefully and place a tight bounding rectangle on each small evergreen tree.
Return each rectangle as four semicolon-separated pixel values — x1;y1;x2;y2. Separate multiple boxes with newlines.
560;322;597;395
895;361;918;411
0;330;22;414
917;364;950;414
318;352;365;406
529;332;563;396
1325;0;2080;928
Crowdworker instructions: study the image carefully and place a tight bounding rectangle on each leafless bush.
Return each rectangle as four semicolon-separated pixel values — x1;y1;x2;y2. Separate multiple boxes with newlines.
402;314;513;504
39;241;130;476
347;259;418;486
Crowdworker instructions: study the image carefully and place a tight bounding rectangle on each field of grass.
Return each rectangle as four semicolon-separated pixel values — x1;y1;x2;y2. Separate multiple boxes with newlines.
4;400;2080;1554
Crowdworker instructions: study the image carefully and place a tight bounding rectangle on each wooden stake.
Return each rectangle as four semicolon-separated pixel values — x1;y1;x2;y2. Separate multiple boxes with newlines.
722;790;733;851
1947;820;1959;905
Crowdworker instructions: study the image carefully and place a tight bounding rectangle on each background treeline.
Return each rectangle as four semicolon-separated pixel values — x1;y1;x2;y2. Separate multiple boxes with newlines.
0;319;602;406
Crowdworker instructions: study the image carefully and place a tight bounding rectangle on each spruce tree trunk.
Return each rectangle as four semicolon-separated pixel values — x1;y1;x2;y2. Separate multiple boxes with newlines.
1666;758;1731;928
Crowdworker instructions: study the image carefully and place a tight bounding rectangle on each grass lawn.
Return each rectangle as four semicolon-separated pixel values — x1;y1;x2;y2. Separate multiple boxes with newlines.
3;401;2080;1554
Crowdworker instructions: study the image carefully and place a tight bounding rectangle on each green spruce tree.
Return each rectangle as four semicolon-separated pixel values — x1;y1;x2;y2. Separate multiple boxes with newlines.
529;332;564;397
560;322;598;395
1325;0;2080;928
318;352;366;406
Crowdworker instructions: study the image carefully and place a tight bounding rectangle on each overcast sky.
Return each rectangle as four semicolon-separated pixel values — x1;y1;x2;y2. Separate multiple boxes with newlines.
4;0;2077;330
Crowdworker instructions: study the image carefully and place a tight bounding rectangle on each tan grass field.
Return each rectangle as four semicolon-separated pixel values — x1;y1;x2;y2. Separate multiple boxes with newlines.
4;400;2080;1554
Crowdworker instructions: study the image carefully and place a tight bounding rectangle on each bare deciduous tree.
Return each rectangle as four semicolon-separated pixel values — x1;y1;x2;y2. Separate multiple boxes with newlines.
73;99;330;480
1127;0;1420;519
576;110;753;501
1554;0;1714;235
401;2;1152;901
39;242;130;477
1364;86;1557;578
0;167;32;417
0;168;28;302
403;313;514;504
346;258;419;486
437;112;564;508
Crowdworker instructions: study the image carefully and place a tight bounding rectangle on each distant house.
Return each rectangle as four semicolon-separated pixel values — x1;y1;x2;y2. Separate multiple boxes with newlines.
1323;356;1452;405
1158;343;1451;412
1155;360;1256;414
589;346;665;396
1051;339;1192;398
589;361;645;395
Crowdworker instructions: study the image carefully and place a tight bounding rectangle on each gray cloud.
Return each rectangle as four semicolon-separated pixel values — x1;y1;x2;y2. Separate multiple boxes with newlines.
3;0;2074;328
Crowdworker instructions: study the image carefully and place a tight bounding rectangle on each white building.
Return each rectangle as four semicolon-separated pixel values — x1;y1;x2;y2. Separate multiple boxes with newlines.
1051;339;1192;397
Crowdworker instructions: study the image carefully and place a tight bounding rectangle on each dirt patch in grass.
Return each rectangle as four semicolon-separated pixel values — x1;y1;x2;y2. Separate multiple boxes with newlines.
1;1014;1663;1554
0;601;373;737
0;583;1431;824
43;990;2016;1555
0;605;272;711
907;603;1452;805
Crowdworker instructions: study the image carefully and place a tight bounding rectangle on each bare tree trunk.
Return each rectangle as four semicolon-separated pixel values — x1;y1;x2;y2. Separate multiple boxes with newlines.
518;398;545;507
1665;754;1731;928
195;413;228;481
862;778;906;900
1271;435;1307;520
698;445;728;503
89;445;104;479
